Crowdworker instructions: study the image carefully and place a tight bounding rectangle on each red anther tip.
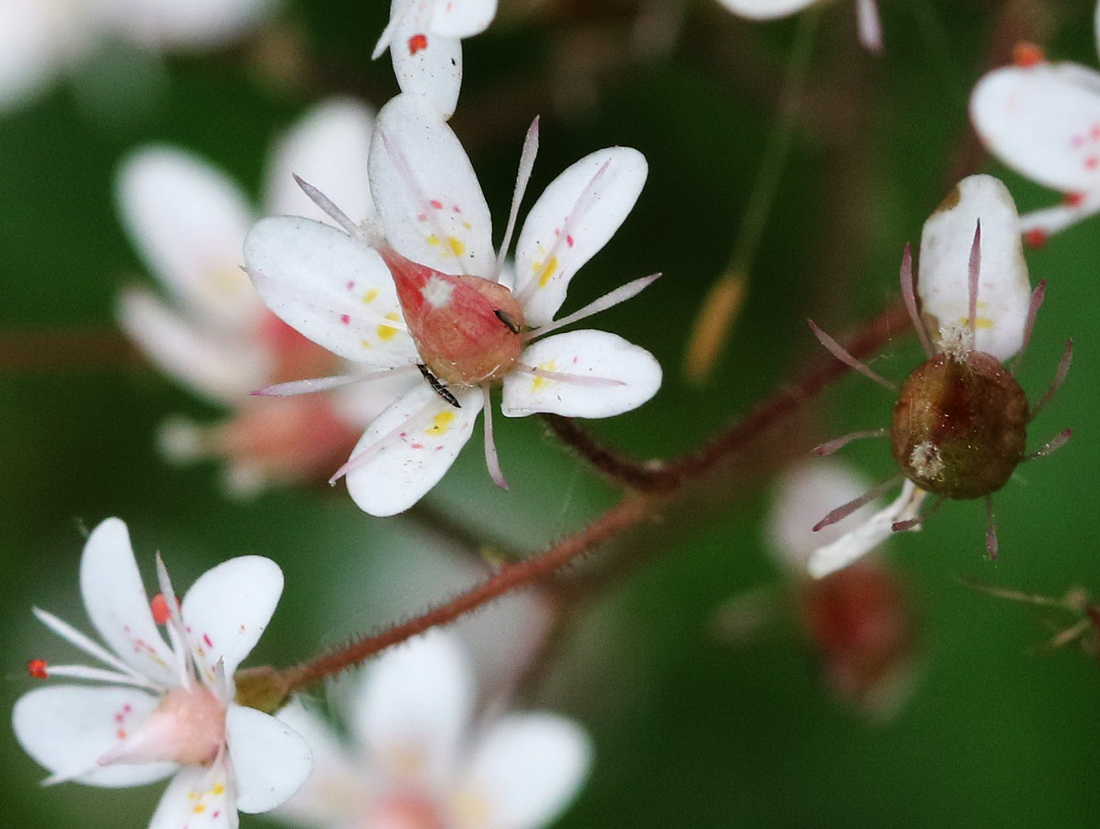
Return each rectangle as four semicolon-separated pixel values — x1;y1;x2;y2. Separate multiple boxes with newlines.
150;593;171;625
408;33;428;55
1024;229;1047;249
27;658;48;679
1013;42;1044;68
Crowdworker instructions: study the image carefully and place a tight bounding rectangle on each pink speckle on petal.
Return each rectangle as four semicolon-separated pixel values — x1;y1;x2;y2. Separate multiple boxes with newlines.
340;314;350;325
203;633;213;648
411;443;424;450
453;205;462;214
346;281;355;290
429;200;443;210
1065;192;1084;207
1085;157;1098;170
1091;124;1100;140
566;235;575;247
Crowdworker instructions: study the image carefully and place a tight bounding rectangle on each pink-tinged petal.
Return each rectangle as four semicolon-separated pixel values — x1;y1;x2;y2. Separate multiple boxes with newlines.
514;147;647;326
274;700;367;825
13;685;176;788
918;175;1031;361
354;629;474;785
225;704;313;813
118;286;271;404
807;481;927;579
711;0;815;20
110;0;274;48
503;330;661;418
180;556;283;682
457;713;592;829
244;216;419;368
389;2;463;119
344;384;483;516
79;518;179;687
970;63;1100;195
369;94;494;276
430;0;497;38
148;762;237;829
266;98;376;225
766;460;877;573
116;146;260;329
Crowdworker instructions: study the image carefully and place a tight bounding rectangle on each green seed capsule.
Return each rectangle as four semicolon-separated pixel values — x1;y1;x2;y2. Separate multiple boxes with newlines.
891;351;1028;499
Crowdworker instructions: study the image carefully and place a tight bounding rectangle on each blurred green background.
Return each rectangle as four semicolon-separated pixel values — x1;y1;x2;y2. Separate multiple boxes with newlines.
3;0;1100;826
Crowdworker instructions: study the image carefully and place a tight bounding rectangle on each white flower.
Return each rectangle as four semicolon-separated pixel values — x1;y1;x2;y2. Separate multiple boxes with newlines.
117;99;397;495
970;9;1100;242
372;0;498;118
275;629;591;829
713;0;883;54
0;0;276;111
244;93;662;517
807;175;1034;579
12;518;312;827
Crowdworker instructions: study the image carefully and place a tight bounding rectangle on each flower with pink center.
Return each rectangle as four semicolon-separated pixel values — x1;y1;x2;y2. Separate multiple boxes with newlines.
970;8;1100;243
12;518;313;827
713;0;884;54
243;93;662;517
0;0;277;111
117;99;402;496
274;629;591;829
372;0;497;118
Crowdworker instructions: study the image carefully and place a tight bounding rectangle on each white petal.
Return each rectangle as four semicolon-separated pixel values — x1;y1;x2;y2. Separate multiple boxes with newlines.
13;685;176;788
502;330;661;418
0;0;88;110
180;556;283;682
370;94;494;276
274;700;366;825
148;762;237;829
1019;196;1100;237
918;174;1031;361
225;704;313;813
430;0;497;38
766;460;877;572
266;98;376;225
354;629;474;785
118;286;271;404
711;0;815;20
970;62;1100;195
111;0;273;48
807;481;927;579
116;146;260;329
344;384;483;516
244;216;419;367
514;147;647;326
389;1;463;119
457;713;592;829
79;518;179;687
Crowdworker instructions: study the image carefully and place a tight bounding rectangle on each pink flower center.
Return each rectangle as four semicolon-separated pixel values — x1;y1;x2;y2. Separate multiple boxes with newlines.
370;790;447;829
99;687;226;768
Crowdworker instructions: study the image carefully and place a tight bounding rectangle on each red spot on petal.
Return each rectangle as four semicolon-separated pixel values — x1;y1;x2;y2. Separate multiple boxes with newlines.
411;443;424;449
408;33;428;55
1086;157;1098;170
346;281;356;290
1024;228;1047;248
1072;135;1085;148
1065;192;1084;207
150;594;171;625
203;633;214;648
1091;124;1100;140
340;314;350;325
123;704;132;712
417;212;428;222
452;205;462;214
429;199;443;209
1013;41;1044;68
566;235;575;247
26;658;48;679
116;728;127;739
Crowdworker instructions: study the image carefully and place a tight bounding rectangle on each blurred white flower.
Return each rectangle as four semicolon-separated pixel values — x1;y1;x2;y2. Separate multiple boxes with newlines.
0;0;277;110
276;629;591;829
714;0;883;53
13;517;312;827
116;99;398;496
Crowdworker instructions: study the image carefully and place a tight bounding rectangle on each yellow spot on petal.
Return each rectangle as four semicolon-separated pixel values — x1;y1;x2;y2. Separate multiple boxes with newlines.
193;804;206;814
425;410;456;436
378;312;400;341
447;236;465;257
426;234;441;247
360;338;371;349
536;255;558;288
362;289;379;304
212;784;225;796
531;360;557;392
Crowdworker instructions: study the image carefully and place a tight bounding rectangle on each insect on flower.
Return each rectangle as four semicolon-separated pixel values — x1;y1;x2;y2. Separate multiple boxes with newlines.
805;175;1072;578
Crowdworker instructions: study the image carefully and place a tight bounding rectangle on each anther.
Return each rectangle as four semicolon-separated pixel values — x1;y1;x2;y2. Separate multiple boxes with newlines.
27;658;48;679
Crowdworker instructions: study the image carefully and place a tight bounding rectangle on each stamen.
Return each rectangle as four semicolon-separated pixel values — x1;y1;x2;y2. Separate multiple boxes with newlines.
812;428;888;456
527;273;661;340
31;609;156;689
293;175;362;237
253;367;418;398
855;0;883;54
150;594;170;625
967;220;981;337
27;658;47;679
807;320;897;391
898;244;933;357
372;0;416;58
517;363;627;388
984;495;998;560
1029;338;1073;421
1025;428;1072;460
1020;280;1046;355
328;395;444;483
496;117;540;277
813;476;900;533
482;387;509;490
154;556;195;691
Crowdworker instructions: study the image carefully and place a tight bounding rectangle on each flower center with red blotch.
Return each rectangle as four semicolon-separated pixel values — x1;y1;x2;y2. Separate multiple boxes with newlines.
103;687;226;768
380;248;525;386
370;790;447;829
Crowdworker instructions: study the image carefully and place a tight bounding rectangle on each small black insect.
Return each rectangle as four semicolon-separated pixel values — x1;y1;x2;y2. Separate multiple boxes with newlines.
494;309;522;334
418;363;461;408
